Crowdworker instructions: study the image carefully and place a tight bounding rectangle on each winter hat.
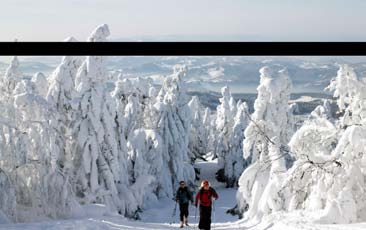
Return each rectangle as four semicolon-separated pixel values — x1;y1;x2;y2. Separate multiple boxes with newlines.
201;180;209;187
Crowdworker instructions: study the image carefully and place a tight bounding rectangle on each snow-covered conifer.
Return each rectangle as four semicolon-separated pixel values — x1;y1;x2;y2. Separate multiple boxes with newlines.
1;57;21;102
224;101;249;187
278;64;366;224
153;66;195;197
72;24;137;217
215;86;235;178
215;86;251;187
188;96;207;161
127;129;163;208
237;66;293;219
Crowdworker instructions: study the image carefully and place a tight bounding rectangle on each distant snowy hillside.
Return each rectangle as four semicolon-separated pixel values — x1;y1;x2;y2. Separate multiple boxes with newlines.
188;91;335;115
3;56;366;94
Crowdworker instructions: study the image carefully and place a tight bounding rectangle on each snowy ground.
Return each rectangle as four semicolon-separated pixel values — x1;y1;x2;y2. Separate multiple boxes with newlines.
2;158;366;229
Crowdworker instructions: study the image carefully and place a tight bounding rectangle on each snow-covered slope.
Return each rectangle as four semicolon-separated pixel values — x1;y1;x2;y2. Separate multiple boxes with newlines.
1;157;366;229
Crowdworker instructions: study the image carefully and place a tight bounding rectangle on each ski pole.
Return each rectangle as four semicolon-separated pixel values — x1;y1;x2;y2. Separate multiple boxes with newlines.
194;205;197;230
212;199;216;230
170;201;177;225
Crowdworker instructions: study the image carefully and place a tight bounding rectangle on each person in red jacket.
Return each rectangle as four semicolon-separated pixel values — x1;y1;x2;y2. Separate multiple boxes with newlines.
194;180;218;230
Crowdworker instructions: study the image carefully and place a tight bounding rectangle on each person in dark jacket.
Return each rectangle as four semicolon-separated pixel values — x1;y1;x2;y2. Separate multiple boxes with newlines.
194;180;218;230
175;180;194;228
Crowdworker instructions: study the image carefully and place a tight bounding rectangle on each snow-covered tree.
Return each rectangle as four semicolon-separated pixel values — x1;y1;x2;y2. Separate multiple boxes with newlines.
0;57;24;169
127;129;163;209
203;107;217;155
9;71;80;221
72;24;139;217
0;62;20;220
143;85;159;129
153;66;195;197
125;94;142;137
112;76;154;136
224;101;249;187
47;55;82;180
237;66;293;219
310;99;332;120
0;168;16;223
31;72;48;98
215;86;235;179
278;64;366;224
215;87;250;187
1;57;21;103
188;96;207;161
283;112;339;213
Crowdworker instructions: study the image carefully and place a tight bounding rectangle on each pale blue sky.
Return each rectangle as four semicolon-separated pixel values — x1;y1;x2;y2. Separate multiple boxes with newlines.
1;0;366;41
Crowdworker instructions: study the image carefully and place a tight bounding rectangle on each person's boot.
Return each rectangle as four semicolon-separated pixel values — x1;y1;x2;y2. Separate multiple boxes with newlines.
184;216;189;226
180;221;184;228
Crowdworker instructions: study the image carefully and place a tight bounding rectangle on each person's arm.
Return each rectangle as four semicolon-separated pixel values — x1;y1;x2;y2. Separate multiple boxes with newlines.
212;188;218;200
175;189;180;202
187;188;193;203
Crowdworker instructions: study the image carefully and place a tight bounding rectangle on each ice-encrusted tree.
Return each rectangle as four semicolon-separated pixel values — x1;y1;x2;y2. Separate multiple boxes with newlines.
46;55;83;217
1;57;22;103
153;66;195;197
112;76;154;136
0;59;24;223
224;100;249;187
124;94;142;137
47;55;82;173
326;64;362;127
282;109;339;215
0;58;20;220
278;64;366;224
10;73;81;221
0;57;24;168
111;77;156;194
310;99;333;120
127;129;163;208
0;169;16;223
236;66;293;219
31;72;48;98
215;86;250;187
203;107;217;155
110;78;130;183
215;86;235;167
143;85;159;129
72;24;139;217
188;96;207;161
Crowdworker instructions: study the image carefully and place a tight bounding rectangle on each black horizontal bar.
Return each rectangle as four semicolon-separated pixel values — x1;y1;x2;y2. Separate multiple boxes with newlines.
1;42;366;56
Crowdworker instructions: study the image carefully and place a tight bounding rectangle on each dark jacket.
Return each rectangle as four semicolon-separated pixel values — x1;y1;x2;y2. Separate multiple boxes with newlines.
175;186;193;204
195;187;218;207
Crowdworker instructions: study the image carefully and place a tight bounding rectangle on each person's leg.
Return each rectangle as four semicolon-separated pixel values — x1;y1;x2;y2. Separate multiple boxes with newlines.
183;203;189;225
200;206;211;230
179;204;184;227
198;205;204;229
179;204;184;221
207;206;212;230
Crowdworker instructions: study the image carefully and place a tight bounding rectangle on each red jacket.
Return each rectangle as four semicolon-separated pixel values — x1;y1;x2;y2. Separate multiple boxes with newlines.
195;187;218;207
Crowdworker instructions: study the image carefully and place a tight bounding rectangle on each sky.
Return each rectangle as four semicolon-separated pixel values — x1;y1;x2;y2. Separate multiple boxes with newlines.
1;0;366;41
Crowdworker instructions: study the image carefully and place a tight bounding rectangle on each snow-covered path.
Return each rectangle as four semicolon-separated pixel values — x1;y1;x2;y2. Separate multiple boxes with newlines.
138;157;240;228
